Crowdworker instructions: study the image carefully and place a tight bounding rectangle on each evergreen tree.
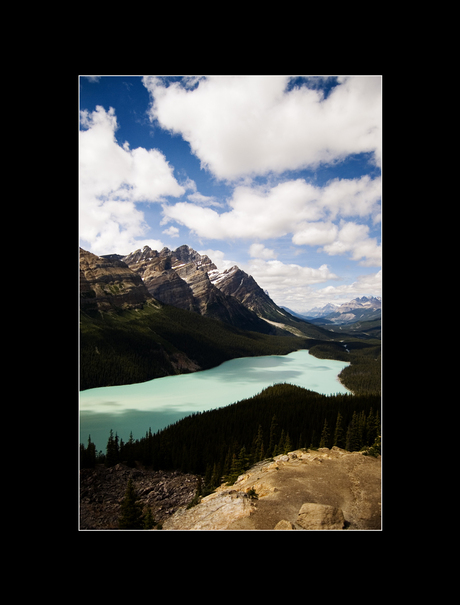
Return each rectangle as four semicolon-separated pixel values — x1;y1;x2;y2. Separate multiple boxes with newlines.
268;414;278;457
125;431;136;467
346;412;362;452
283;432;292;454
319;419;330;448
333;412;345;449
118;478;143;529
226;446;249;484
251;424;265;464
80;435;97;468
211;462;222;490
105;429;119;467
274;429;285;456
143;506;156;529
366;408;380;446
297;433;304;450
87;435;96;467
367;433;381;457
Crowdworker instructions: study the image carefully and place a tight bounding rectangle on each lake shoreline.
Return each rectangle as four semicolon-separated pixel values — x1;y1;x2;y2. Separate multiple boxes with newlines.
80;349;351;453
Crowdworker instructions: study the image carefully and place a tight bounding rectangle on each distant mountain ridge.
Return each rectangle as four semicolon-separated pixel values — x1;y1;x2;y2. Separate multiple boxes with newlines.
301;296;381;325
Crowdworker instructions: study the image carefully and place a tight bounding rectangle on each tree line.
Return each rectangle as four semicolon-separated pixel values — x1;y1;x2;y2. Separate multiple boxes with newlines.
80;302;311;391
80;383;381;495
308;339;381;395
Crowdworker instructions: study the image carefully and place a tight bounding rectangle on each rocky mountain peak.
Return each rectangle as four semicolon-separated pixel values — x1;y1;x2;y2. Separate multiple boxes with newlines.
121;244;277;334
80;248;152;313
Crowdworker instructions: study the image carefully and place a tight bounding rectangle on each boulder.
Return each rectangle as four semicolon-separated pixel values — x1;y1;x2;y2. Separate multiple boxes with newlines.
296;503;345;530
274;520;296;530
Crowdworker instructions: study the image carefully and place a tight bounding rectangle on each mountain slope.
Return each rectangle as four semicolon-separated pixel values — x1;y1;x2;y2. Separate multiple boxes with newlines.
209;264;333;340
122;245;279;335
79;248;311;390
121;245;333;340
80;248;152;314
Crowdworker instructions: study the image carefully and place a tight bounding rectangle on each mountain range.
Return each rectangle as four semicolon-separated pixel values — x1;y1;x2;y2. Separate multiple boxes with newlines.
115;244;331;339
288;296;382;325
79;245;335;390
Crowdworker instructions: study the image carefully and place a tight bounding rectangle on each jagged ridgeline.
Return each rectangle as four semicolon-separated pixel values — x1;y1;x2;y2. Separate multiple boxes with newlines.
80;246;338;390
80;384;381;484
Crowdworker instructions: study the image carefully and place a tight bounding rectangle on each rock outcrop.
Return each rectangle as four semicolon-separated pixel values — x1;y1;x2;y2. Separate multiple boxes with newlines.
120;244;333;339
122;245;278;334
296;503;345;530
162;447;381;530
79;463;199;529
80;248;153;313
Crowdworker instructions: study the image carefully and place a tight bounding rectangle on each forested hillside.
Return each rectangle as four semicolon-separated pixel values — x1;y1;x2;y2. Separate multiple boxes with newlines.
308;339;381;395
80;300;311;390
81;383;381;495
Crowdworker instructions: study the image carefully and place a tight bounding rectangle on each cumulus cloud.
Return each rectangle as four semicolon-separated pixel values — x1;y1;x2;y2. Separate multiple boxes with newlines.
161;175;381;266
321;221;381;266
143;75;381;181
198;249;239;272
299;270;382;310
320;175;382;221
249;243;278;260
244;258;339;304
162;225;180;238
79;105;184;255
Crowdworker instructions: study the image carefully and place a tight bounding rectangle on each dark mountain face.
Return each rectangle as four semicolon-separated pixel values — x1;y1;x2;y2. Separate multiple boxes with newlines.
79;247;314;390
80;248;153;314
81;244;333;341
119;244;334;340
122;245;279;335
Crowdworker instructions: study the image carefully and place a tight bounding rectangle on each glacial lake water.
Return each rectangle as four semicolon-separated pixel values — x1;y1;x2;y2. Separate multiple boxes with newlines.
79;349;350;453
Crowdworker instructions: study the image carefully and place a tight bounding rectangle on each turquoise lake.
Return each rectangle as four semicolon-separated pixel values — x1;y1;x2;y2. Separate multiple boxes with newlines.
79;349;350;452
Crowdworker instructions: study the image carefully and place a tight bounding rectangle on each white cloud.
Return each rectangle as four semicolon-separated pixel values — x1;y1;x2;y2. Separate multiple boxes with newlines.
161;175;381;266
268;269;382;311
187;191;222;207
161;179;320;241
300;270;382;310
244;258;338;304
79;105;184;255
198;249;238;272
249;243;278;260
321;221;381;266
321;175;382;221
162;226;180;238
292;222;338;246
143;75;381;181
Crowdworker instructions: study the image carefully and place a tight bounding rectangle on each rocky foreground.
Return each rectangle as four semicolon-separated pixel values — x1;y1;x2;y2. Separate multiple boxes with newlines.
163;447;381;530
79;464;199;529
80;447;381;530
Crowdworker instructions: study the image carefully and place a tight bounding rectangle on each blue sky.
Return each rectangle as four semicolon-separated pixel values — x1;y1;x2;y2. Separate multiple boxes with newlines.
79;75;381;313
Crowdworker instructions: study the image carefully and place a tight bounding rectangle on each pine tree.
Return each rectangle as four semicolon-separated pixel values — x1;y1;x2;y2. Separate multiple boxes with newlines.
268;414;278;457
274;429;285;456
80;435;96;468
118;478;143;529
333;412;345;449
105;429;119;467
319;418;330;448
367;433;381;457
283;432;292;454
143;506;156;529
346;411;362;452
251;425;265;464
226;446;249;484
